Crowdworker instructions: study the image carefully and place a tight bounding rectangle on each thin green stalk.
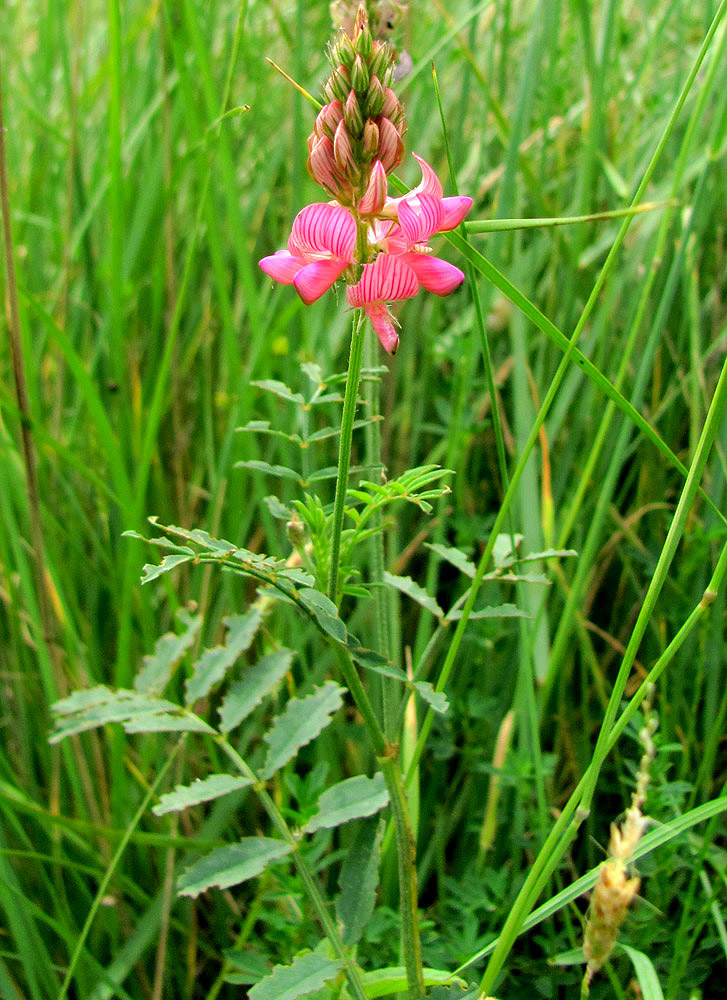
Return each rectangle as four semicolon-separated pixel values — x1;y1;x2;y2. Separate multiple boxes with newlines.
363;330;397;736
378;755;424;1000
328;308;366;603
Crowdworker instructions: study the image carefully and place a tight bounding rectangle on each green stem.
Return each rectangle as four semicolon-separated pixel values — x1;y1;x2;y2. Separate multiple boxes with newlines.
328;308;366;603
363;331;397;736
379;755;425;1000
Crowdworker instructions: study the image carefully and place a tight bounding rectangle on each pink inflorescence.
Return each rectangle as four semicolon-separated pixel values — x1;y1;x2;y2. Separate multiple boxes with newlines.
258;5;472;354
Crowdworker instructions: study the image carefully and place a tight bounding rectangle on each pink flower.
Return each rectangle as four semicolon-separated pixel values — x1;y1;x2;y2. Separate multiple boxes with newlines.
388;153;473;232
259;202;356;305
346;253;419;354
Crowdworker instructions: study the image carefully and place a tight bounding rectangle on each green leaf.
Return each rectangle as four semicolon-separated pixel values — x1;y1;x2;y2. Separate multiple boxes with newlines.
135;610;201;695
492;533;523;568
153;774;253;815
219;648;294;733
236;460;302;483
140;552;194;584
178;838;293;898
123;713;214;735
122;530;194;555
383;572;443;618
360;969;469;999
250;379;305;404
248;951;343;1000
445;603;530;622
412;682;448;715
303;774;388;833
336;818;383;947
346;635;392;670
262;682;345;779
147;518;237;554
619;945;665;1000
224;949;271;985
298;588;347;642
185;609;263;705
426;544;476;578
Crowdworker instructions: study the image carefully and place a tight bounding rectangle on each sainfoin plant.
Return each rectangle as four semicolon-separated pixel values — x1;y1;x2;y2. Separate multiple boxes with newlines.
43;2;727;999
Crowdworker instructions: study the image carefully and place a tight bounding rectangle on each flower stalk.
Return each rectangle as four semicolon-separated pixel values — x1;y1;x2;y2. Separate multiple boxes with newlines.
328;308;367;603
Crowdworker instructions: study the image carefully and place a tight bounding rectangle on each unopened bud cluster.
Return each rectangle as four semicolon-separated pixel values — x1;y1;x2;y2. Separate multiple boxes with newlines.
308;4;406;209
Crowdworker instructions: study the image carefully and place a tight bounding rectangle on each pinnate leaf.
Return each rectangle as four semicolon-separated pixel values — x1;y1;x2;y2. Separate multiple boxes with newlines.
219;648;294;733
178;838;293;898
153;774;253;815
248;951;342;1000
185;608;263;705
303;774;388;833
262;681;344;779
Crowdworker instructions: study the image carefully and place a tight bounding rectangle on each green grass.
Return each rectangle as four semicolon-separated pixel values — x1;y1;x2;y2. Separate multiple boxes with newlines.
1;1;726;997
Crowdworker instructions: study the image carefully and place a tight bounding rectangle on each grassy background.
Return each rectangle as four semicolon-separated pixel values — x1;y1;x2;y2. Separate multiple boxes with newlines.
1;0;726;997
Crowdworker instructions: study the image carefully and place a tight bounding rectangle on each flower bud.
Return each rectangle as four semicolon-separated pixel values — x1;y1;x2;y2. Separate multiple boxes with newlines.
377;116;404;173
355;22;373;59
343;89;364;138
328;64;351;104
313;99;344;141
381;87;401;121
351;53;369;94
369;42;393;80
308;135;346;196
362;119;379;160
366;75;385;117
358;159;387;215
333;119;356;175
332;31;355;70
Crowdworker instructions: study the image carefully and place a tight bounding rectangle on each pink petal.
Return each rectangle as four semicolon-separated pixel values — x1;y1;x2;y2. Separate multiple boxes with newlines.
398;253;465;296
410;153;444;199
290;202;356;262
366;301;400;354
439;196;473;231
293;258;348;304
259;250;303;284
346;253;419;307
398;193;443;246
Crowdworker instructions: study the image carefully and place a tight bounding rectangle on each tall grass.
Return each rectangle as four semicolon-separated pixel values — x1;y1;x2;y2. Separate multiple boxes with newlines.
1;1;726;997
